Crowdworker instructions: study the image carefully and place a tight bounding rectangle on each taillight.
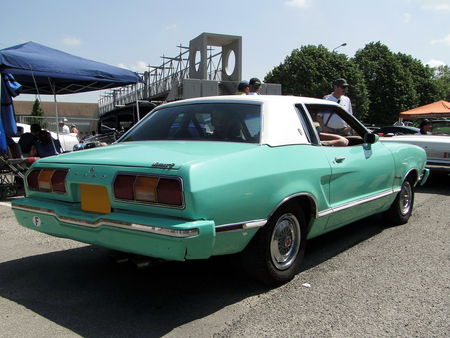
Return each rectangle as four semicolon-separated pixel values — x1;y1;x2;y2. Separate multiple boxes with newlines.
113;175;135;200
157;178;182;206
26;170;40;190
38;169;53;192
51;170;68;193
27;169;68;193
134;176;158;202
114;174;183;207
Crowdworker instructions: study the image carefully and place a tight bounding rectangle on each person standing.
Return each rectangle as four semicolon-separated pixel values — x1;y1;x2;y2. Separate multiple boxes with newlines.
59;118;70;134
418;119;432;135
236;80;250;95
248;78;262;95
317;78;353;135
323;78;353;114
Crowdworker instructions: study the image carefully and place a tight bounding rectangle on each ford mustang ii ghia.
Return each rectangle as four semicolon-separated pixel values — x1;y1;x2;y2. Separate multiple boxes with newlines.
12;96;429;285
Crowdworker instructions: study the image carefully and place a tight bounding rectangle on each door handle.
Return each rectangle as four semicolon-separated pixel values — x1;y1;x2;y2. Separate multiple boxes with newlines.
334;156;346;163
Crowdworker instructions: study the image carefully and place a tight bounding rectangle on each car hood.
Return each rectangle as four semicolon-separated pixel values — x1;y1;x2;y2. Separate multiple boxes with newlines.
35;141;259;169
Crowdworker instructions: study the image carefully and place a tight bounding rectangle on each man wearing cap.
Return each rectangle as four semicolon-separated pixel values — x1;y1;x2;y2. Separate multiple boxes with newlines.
317;78;353;135
59;118;70;134
236;80;250;95
324;78;353;114
248;77;262;95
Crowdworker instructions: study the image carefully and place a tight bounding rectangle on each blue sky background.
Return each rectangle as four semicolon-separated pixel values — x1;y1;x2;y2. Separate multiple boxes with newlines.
1;0;449;103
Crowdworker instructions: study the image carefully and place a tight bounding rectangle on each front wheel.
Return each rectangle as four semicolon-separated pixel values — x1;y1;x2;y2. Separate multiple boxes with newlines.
384;179;414;225
242;203;307;286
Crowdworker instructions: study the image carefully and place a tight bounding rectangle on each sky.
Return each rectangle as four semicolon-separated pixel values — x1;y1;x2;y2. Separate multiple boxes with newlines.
1;0;449;103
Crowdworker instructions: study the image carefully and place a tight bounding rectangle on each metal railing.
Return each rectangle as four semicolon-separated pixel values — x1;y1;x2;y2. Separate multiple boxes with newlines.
98;44;224;114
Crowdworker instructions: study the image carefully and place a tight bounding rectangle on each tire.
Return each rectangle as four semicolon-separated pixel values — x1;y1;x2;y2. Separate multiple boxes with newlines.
242;203;307;286
384;178;414;225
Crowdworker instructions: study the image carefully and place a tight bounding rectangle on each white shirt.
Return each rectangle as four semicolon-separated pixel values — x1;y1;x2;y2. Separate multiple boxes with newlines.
323;93;353;115
60;124;70;134
317;93;353;129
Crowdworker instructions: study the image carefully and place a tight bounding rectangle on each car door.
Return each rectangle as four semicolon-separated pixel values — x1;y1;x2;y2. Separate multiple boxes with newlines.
303;103;396;229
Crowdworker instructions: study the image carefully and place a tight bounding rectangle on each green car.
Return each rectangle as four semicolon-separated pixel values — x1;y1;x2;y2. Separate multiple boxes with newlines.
12;96;429;285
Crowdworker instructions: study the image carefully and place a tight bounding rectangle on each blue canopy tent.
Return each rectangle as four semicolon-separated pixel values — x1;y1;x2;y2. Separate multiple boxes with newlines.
0;41;142;154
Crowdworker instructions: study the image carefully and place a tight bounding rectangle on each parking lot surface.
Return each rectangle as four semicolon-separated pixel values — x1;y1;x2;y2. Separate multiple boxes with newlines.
0;173;449;337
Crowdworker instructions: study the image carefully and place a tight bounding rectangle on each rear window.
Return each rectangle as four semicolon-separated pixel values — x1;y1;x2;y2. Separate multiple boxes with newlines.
120;103;261;143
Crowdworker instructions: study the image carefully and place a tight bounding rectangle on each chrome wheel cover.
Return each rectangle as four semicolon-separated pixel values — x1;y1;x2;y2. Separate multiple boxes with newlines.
270;213;301;270
399;181;413;215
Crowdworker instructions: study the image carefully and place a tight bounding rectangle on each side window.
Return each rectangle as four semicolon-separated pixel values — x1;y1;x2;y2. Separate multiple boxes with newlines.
306;105;358;137
295;104;319;145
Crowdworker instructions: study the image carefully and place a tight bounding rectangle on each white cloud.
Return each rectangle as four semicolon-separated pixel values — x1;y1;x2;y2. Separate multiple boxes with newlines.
417;0;450;11
284;0;312;8
426;59;446;67
402;12;412;23
430;33;450;45
117;60;149;72
165;24;177;31
62;36;81;46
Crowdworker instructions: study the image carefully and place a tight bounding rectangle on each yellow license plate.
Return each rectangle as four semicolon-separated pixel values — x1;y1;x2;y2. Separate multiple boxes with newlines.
80;184;111;214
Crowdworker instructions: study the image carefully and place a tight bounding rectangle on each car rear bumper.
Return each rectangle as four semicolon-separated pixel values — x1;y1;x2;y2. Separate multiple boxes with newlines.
12;197;216;261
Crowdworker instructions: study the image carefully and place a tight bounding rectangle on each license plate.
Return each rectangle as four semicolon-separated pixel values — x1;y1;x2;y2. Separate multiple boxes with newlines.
80;184;111;214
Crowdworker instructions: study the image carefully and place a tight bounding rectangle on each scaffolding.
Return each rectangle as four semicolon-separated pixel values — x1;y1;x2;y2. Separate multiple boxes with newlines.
99;33;242;115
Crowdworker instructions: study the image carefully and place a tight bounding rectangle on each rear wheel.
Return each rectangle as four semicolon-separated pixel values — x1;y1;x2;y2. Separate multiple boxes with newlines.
384;178;414;225
242;203;306;286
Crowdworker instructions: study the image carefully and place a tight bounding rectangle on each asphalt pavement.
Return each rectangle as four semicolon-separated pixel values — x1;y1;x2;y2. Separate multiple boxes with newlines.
0;172;449;337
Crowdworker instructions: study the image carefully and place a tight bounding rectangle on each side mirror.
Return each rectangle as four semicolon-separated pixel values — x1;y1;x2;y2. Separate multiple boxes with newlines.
364;133;379;144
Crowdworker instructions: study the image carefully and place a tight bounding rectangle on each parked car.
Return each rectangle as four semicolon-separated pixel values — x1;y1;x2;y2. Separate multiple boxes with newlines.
380;134;450;170
372;125;419;135
11;95;429;285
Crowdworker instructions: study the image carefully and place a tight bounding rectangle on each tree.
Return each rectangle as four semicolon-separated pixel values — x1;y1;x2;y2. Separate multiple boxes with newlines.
396;52;440;106
433;65;450;101
264;45;369;121
353;42;418;125
30;99;46;128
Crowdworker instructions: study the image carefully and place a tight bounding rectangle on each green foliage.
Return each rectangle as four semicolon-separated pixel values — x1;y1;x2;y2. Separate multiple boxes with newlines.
265;41;447;125
433;65;450;101
30;99;46;128
353;42;418;124
264;45;369;120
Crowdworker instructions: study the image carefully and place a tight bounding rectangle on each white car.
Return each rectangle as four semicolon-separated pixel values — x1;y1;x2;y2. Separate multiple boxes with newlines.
13;123;79;152
381;134;450;169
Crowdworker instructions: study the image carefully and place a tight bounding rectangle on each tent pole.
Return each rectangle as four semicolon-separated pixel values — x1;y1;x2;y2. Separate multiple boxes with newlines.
135;85;140;121
49;78;60;139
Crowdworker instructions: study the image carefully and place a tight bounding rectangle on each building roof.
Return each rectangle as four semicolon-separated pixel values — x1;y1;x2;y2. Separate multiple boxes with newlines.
13;100;98;118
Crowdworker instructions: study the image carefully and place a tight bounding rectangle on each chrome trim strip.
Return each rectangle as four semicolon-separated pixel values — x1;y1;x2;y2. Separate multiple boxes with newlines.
317;189;399;218
215;219;267;233
12;204;199;238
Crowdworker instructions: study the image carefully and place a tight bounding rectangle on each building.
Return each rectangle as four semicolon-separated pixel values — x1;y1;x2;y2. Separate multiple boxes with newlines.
13;101;99;135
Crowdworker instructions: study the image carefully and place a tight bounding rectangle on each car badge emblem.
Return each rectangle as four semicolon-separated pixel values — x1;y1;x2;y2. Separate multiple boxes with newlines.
32;216;41;227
